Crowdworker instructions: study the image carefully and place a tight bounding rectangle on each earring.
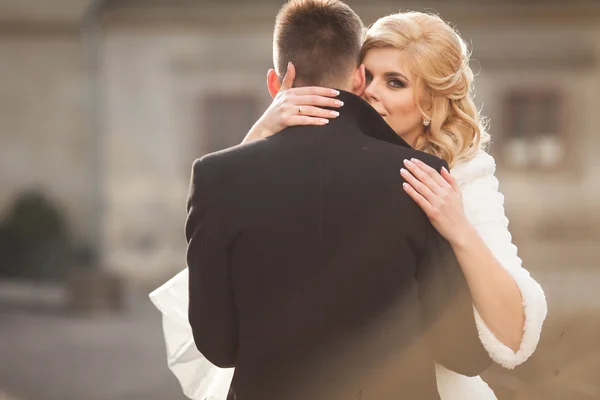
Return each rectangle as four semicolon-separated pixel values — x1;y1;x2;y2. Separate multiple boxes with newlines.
423;117;431;127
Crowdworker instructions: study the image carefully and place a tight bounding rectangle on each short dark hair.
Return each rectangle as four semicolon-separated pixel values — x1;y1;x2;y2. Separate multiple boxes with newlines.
274;0;364;87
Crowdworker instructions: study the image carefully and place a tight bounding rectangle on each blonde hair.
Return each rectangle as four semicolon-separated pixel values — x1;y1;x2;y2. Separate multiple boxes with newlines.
361;12;489;167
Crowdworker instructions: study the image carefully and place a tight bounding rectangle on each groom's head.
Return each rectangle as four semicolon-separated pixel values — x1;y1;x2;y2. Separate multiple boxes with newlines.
268;0;365;94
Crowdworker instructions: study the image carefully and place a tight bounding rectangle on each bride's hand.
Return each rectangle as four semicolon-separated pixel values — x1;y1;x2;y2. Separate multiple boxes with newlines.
400;158;473;246
243;62;344;143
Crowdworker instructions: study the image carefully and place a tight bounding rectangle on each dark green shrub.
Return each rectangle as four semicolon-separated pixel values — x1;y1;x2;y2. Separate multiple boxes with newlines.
0;191;72;280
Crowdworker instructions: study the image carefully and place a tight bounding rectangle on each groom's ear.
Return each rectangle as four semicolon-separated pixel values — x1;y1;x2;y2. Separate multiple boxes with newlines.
352;64;366;96
267;69;281;99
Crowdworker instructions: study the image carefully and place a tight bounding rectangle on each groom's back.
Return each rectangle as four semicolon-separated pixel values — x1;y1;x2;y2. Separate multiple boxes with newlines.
195;115;450;399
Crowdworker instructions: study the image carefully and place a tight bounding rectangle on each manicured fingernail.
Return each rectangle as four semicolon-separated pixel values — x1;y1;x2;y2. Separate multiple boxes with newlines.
335;100;344;106
330;111;339;117
330;89;340;95
442;167;448;173
400;168;408;175
404;159;413;165
411;158;419;163
403;183;409;190
321;119;329;124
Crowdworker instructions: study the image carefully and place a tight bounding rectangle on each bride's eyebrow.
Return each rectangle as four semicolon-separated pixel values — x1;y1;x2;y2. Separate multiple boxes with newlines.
383;71;409;82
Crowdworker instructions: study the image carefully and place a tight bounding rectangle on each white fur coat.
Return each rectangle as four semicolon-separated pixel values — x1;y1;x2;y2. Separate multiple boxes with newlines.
149;150;548;400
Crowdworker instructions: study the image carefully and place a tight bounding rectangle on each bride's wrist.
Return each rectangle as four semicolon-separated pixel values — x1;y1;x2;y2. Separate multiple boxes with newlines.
448;222;478;250
253;117;274;138
243;121;267;143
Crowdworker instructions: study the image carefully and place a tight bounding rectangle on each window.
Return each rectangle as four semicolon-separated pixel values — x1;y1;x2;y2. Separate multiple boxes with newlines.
203;94;260;153
500;91;565;169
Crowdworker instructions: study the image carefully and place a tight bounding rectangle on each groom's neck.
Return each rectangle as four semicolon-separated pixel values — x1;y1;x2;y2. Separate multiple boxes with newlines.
294;76;353;92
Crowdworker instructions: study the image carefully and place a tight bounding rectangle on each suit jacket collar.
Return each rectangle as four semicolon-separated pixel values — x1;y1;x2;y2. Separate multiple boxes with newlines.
334;90;412;149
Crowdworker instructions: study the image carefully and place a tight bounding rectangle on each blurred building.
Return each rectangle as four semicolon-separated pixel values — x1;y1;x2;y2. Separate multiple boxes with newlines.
1;0;599;284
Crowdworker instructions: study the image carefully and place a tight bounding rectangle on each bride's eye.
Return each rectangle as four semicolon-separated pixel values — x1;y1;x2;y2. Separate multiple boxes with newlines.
365;72;373;84
388;79;405;89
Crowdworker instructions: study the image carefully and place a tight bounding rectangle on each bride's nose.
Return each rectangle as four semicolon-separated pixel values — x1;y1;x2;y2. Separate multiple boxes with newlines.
363;81;380;102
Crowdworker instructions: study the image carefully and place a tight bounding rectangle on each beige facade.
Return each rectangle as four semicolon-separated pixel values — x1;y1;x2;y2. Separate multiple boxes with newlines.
1;0;599;284
0;0;93;245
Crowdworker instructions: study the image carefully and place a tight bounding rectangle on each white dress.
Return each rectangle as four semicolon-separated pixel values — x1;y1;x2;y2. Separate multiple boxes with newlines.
149;150;548;400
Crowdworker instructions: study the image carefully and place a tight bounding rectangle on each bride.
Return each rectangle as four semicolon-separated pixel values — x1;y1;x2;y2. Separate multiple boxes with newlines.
150;10;547;400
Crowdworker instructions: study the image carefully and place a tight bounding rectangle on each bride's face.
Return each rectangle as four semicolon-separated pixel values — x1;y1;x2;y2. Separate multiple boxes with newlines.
361;48;425;146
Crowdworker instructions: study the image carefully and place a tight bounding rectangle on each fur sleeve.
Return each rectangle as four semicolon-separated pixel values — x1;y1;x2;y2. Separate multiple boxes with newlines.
452;152;548;369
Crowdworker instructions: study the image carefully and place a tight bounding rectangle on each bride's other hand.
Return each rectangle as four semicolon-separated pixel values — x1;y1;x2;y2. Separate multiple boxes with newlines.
401;158;472;245
243;62;343;143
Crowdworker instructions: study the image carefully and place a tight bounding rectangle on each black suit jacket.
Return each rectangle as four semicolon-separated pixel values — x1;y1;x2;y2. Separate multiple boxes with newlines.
186;91;491;400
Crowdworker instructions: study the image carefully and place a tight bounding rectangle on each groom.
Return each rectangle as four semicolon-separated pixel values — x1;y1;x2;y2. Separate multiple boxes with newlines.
180;1;491;399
